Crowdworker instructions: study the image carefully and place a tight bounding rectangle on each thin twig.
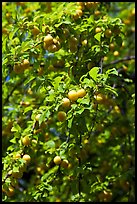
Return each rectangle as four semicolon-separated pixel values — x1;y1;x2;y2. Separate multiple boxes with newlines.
103;56;135;68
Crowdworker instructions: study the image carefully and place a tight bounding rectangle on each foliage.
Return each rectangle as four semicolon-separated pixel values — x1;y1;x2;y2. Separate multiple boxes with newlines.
2;2;135;202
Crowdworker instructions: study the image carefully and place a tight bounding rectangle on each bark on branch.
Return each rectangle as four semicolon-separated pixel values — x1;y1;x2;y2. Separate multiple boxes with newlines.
103;56;135;68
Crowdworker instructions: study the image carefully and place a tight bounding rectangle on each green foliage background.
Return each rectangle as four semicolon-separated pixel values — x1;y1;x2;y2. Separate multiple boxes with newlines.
2;2;135;202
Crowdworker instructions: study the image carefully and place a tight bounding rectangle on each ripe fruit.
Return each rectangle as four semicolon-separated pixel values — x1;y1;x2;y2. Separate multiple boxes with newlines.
63;28;69;37
53;156;62;165
53;59;64;68
2;28;8;34
82;39;88;46
62;98;71;108
68;90;78;102
6;186;15;197
98;190;112;202
48;44;58;52
37;67;44;76
104;29;112;38
76;9;83;17
109;43;115;51
32;26;40;36
44;34;53;47
14;153;21;159
94;93;105;103
83;139;89;144
21;59;30;69
131;8;135;16
12;171;23;179
61;159;69;168
77;88;86;98
57;111;67;122
113;51;119;56
20;101;30;106
22;136;31;146
22;154;31;163
56;198;61;202
69;36;78;45
123;19;131;25
94;10;101;16
69;37;78;52
13;63;24;74
113;105;121;114
35;114;41;121
73;9;83;20
95;27;102;33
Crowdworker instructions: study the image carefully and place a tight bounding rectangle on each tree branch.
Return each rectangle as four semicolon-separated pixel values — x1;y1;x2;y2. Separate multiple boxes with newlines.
103;56;135;68
3;76;28;106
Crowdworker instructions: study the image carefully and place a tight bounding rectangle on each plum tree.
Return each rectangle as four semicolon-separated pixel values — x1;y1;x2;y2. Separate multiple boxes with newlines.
2;2;135;203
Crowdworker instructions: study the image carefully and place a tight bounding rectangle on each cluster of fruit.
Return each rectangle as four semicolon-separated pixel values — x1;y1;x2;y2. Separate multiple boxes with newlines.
2;152;31;197
13;59;30;74
53;156;70;169
43;34;61;53
73;2;100;20
57;88;86;122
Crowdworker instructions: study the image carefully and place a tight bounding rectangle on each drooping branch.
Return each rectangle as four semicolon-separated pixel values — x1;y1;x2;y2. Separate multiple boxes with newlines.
103;56;135;68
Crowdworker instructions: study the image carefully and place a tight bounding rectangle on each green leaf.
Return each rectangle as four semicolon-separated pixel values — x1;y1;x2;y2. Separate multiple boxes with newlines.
46;140;55;148
76;107;85;115
52;76;63;90
21;41;32;52
89;67;99;81
23;106;33;114
106;68;118;76
9;27;19;41
11;123;21;132
83;78;94;88
105;85;118;96
77;98;90;105
67;116;74;129
41;166;58;181
9;137;17;144
39;109;50;125
94;32;101;42
24;76;35;86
